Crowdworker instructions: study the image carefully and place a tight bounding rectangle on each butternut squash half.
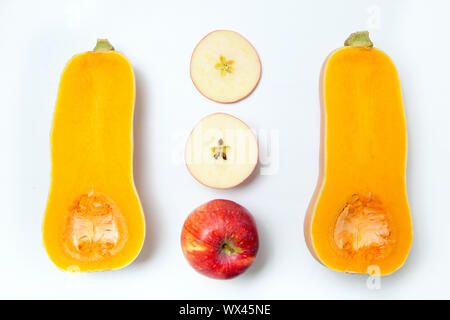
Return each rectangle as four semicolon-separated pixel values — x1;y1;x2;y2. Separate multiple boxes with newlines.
43;39;145;272
304;32;412;275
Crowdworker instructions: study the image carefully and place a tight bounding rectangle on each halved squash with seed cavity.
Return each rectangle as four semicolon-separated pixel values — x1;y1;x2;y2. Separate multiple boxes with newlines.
304;31;413;275
43;39;145;272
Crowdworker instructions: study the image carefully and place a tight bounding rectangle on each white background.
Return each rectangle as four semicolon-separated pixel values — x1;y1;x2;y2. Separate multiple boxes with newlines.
1;0;449;299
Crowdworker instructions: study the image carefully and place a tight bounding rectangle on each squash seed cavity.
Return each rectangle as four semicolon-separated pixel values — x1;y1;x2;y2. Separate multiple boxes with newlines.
333;193;393;262
62;192;127;262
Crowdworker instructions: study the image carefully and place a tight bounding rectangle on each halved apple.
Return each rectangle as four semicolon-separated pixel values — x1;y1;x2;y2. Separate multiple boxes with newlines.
185;113;258;189
190;30;261;103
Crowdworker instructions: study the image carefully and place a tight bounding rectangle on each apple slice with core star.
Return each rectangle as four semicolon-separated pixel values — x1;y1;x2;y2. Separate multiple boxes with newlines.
185;113;258;189
190;30;261;103
181;199;259;279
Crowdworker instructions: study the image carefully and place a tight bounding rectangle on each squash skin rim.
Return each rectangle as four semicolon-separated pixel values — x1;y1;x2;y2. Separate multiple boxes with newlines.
304;46;413;275
43;49;146;272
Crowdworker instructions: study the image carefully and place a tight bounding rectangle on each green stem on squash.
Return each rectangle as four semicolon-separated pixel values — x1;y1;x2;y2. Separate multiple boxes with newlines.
344;31;373;48
93;39;115;52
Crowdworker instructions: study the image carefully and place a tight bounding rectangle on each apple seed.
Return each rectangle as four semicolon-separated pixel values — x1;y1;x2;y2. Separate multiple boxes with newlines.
211;138;230;160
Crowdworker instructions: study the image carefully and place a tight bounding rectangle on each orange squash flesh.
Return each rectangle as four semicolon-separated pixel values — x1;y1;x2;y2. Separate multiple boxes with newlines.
304;32;412;275
43;40;145;272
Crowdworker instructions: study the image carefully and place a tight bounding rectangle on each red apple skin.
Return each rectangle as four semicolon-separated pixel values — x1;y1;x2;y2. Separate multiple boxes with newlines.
181;199;259;279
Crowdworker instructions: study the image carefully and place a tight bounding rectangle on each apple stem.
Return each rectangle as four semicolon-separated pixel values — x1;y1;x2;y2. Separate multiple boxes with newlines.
220;240;241;255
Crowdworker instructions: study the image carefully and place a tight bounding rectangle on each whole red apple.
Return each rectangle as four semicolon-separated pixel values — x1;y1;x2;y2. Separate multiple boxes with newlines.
181;199;259;279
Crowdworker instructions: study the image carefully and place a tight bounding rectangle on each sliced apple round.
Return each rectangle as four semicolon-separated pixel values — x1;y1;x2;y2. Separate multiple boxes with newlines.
185;113;259;189
190;30;261;103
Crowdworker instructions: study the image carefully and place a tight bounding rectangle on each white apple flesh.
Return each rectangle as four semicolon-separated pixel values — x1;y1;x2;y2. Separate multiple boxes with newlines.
190;30;261;103
185;113;258;189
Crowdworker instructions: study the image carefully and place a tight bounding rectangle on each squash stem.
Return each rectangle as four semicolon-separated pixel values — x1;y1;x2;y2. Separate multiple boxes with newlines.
93;39;115;52
344;31;373;48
